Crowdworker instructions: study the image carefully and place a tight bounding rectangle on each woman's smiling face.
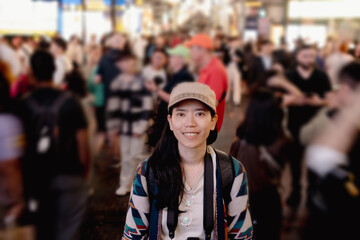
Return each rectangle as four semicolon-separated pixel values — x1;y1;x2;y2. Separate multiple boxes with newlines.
168;99;218;151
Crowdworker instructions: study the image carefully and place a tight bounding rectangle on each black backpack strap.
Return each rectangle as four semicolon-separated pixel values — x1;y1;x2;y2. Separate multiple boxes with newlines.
26;92;68;116
215;149;235;207
167;208;177;239
49;92;69;115
146;163;160;239
204;152;214;240
146;164;155;211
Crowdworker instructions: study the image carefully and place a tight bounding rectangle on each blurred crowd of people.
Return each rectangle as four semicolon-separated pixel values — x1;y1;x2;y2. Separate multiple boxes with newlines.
1;28;360;240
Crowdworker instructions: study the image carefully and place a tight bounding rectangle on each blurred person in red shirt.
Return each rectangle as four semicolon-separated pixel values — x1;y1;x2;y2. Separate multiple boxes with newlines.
185;33;228;132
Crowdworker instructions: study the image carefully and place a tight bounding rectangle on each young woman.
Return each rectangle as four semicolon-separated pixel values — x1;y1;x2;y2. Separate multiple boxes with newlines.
122;82;253;239
231;89;292;240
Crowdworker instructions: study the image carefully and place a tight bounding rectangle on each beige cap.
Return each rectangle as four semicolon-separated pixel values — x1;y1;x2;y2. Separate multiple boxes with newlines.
168;82;217;113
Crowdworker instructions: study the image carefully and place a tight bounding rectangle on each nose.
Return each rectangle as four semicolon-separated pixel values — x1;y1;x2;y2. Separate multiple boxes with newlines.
185;114;196;128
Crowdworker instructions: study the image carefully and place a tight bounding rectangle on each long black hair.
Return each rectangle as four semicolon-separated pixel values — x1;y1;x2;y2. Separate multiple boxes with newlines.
148;104;216;210
237;89;284;146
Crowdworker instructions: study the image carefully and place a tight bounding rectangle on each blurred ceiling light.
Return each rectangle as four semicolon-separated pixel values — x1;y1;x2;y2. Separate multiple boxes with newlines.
245;1;262;8
289;0;360;19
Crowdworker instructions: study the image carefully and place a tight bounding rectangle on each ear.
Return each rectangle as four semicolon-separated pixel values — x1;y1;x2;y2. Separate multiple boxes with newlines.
167;115;173;131
210;114;218;131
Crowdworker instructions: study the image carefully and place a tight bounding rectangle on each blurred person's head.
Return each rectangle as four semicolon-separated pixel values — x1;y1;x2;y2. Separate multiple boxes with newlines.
336;61;360;106
155;35;166;48
30;50;55;83
65;70;87;98
259;39;273;56
69;35;80;45
296;44;316;70
339;42;349;54
37;36;50;51
50;37;67;56
89;45;102;64
90;34;97;43
150;49;167;70
166;45;189;73
214;35;223;49
116;53;138;74
11;36;23;49
110;33;127;50
237;88;283;145
185;34;213;68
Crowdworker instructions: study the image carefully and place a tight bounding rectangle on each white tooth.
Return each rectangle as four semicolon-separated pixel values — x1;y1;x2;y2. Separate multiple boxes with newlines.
184;133;197;136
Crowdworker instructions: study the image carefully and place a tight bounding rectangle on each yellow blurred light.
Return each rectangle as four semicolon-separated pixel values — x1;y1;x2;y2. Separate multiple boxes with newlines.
245;1;262;8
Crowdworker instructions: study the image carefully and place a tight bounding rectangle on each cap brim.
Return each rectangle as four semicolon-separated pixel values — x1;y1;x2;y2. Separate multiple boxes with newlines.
168;97;216;114
166;48;179;56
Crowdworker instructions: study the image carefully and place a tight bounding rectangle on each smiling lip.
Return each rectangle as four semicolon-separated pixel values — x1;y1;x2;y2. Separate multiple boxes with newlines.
182;132;199;139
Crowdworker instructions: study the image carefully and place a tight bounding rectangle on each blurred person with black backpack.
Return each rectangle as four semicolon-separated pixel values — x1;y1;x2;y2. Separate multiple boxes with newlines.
19;50;90;240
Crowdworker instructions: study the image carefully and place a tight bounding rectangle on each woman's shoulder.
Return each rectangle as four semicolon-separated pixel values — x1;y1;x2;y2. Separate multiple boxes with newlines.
136;159;149;177
212;147;246;177
230;155;246;177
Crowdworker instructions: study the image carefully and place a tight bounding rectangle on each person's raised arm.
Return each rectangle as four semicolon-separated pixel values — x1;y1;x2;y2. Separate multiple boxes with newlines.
306;88;360;177
267;74;304;107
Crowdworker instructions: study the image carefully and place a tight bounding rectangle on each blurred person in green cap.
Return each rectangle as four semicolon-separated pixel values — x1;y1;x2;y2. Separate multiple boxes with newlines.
146;44;194;147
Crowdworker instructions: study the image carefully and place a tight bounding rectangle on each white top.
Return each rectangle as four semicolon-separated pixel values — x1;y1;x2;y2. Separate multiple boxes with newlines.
160;146;216;240
261;55;272;70
53;55;73;85
306;145;348;177
0;42;22;78
141;65;167;90
66;43;84;66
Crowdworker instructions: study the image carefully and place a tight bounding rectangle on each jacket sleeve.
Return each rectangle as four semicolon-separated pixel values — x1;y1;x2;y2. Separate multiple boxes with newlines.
122;161;151;240
106;80;122;135
132;88;154;135
227;158;254;239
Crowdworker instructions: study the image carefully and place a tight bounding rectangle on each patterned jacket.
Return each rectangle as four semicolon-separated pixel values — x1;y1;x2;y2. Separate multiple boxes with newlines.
122;146;253;240
106;74;153;136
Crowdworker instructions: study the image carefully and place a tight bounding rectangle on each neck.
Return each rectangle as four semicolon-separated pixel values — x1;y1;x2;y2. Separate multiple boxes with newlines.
261;52;271;57
151;64;162;71
199;53;212;69
297;65;313;76
179;143;207;167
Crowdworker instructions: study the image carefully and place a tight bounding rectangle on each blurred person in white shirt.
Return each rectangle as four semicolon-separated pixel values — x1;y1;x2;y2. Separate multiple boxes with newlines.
50;37;73;88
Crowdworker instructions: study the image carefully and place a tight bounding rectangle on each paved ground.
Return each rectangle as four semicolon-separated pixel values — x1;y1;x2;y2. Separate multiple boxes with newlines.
81;102;309;239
